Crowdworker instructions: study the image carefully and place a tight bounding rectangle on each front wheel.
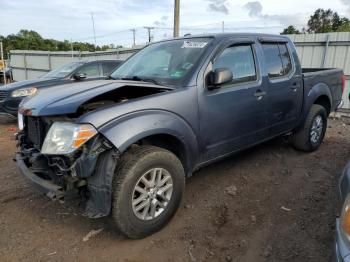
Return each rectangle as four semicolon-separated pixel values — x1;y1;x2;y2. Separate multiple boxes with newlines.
111;146;185;239
292;104;327;152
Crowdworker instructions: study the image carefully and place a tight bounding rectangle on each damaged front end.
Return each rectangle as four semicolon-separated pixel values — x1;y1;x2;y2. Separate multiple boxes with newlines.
16;115;119;218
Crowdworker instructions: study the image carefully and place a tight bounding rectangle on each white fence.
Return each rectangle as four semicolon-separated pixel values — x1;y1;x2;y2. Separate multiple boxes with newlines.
10;47;141;81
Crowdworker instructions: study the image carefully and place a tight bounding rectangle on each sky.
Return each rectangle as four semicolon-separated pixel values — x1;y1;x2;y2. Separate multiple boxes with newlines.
1;0;350;47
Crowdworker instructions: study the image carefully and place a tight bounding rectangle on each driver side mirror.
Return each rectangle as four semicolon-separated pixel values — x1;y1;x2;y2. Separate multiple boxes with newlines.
207;68;232;90
72;73;87;80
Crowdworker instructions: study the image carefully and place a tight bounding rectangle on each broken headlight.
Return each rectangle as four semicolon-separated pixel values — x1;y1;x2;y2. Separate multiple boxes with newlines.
41;122;97;155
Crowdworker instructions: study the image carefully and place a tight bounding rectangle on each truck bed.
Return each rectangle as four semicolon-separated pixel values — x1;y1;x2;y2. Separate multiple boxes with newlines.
302;68;343;111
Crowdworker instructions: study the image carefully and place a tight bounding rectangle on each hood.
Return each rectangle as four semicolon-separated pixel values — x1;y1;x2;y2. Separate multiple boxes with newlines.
0;78;61;92
20;79;172;116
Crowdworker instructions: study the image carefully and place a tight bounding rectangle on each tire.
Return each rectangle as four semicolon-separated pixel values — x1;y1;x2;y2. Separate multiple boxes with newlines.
111;145;185;239
293;104;327;152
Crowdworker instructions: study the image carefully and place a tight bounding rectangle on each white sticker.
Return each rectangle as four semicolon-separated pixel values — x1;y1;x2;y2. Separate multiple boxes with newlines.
181;41;208;48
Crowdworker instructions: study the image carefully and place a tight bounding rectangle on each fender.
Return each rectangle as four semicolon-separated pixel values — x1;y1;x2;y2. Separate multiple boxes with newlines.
296;82;332;128
96;110;200;173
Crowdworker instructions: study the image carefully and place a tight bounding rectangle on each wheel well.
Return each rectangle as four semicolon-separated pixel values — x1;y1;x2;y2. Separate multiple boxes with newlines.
138;134;189;174
314;95;331;115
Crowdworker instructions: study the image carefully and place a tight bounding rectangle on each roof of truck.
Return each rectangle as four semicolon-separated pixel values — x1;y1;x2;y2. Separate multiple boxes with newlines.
147;33;290;46
181;32;289;40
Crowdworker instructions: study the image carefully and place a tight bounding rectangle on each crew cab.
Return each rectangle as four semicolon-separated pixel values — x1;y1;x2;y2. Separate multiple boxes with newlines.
0;60;122;117
15;34;344;239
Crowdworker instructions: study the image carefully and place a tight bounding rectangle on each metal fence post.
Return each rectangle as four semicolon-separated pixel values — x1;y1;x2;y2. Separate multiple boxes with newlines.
48;52;51;71
322;34;330;68
24;52;28;80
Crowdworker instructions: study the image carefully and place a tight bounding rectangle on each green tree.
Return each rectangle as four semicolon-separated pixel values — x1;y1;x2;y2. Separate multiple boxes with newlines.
337;23;350;32
307;9;350;33
307;9;333;33
0;30;117;59
281;25;300;35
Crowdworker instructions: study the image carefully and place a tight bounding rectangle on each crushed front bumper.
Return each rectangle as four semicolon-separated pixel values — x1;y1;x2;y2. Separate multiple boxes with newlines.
15;153;65;200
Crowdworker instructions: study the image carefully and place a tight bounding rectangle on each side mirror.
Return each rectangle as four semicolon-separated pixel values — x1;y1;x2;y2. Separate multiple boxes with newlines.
72;73;87;80
207;68;232;90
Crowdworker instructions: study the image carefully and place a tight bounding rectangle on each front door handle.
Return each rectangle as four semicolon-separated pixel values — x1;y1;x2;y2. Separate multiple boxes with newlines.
254;90;266;100
290;82;300;91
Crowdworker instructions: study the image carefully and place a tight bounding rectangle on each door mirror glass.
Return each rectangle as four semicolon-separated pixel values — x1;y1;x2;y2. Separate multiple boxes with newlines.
207;68;232;90
72;73;87;80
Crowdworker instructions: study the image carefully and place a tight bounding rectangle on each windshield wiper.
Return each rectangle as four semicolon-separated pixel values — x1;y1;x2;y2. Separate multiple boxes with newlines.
121;76;161;86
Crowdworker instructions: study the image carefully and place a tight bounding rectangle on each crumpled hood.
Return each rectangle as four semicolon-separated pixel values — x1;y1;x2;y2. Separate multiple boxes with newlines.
20;79;171;116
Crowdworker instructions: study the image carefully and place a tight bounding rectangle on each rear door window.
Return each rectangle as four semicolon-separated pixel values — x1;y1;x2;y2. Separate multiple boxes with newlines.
262;43;293;79
262;44;283;78
278;44;292;75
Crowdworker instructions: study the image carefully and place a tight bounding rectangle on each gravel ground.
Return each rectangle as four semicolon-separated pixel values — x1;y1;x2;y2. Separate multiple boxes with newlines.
0;117;349;262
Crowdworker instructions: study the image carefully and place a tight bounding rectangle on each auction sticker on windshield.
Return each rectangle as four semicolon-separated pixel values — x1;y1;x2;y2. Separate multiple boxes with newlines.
181;41;208;48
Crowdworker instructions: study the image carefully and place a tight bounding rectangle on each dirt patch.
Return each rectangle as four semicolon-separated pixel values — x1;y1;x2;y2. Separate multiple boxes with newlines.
0;118;349;261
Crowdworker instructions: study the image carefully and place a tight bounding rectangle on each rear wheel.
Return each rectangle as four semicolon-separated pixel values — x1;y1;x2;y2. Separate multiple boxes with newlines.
292;104;327;152
111;146;185;239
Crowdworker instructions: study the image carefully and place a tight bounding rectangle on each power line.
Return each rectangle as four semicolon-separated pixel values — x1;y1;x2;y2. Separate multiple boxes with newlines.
73;28;135;41
69;21;290;47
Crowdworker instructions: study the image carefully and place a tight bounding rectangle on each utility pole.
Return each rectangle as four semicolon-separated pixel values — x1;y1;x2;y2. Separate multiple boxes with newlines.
144;26;154;42
0;42;6;85
130;29;136;46
222;21;225;33
173;0;180;37
91;12;97;51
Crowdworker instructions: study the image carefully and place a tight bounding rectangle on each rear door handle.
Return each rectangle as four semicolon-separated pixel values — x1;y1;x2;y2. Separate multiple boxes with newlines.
254;90;266;100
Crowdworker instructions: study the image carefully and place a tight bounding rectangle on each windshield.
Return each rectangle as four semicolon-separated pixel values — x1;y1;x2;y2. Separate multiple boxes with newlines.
110;38;213;86
40;61;85;79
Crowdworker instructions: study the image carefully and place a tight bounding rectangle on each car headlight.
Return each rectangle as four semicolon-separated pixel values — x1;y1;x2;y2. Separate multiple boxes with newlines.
11;87;37;97
41;122;97;155
341;195;350;241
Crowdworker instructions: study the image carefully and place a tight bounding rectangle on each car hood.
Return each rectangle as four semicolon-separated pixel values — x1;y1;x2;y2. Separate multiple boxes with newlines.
20;79;172;116
0;78;60;92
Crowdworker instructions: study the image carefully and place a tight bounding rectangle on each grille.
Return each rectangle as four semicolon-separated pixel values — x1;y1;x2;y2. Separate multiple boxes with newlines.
0;90;7;102
26;117;46;149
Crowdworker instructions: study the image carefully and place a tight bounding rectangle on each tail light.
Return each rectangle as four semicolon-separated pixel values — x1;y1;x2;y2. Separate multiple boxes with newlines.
342;74;346;94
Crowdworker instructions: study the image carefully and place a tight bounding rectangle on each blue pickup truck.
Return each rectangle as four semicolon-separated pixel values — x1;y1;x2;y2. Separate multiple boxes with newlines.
15;33;344;239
